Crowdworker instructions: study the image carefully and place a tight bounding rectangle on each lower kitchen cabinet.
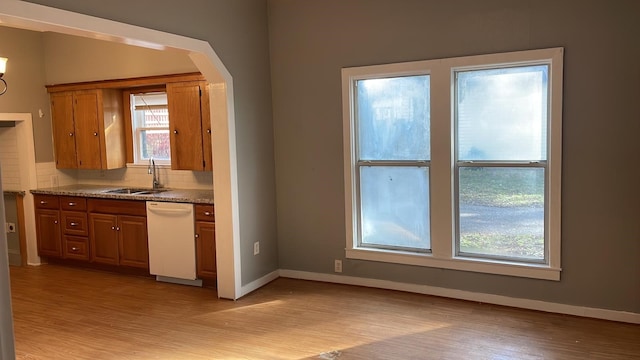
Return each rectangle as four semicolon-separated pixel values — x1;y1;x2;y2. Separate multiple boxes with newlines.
89;214;148;268
88;199;149;269
34;194;62;258
195;221;216;279
118;215;149;268
35;209;62;258
194;204;216;280
89;213;119;265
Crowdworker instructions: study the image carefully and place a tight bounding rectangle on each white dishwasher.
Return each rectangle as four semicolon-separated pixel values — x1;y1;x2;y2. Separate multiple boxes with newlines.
146;201;201;286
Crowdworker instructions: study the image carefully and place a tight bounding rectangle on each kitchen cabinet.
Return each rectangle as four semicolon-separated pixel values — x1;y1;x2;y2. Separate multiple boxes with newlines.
194;204;216;280
167;81;212;171
60;197;89;261
34;195;62;258
50;88;126;170
88;199;148;269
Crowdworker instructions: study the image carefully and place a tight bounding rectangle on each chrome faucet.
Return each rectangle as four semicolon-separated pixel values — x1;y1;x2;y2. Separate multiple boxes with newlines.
148;158;160;189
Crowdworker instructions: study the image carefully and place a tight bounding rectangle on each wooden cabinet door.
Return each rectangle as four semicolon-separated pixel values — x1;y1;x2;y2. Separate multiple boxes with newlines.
89;213;119;265
199;81;213;171
50;92;78;169
167;82;205;170
73;90;103;169
35;209;62;258
118;215;149;269
195;221;216;279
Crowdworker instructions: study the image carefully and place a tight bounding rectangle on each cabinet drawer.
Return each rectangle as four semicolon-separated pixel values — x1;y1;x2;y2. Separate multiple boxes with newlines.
87;198;146;216
194;204;215;222
62;211;88;236
63;236;89;261
61;197;87;211
34;195;60;210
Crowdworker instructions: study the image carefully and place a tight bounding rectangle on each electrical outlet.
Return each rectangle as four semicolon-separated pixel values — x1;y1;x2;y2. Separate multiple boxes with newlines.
253;241;260;255
334;259;342;273
6;223;16;233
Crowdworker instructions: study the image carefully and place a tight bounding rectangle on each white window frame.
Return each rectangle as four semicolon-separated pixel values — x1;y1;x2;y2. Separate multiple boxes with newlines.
130;92;171;166
342;48;563;280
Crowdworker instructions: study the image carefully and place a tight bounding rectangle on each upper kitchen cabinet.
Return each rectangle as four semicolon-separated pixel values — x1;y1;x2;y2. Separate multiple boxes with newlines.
50;89;126;170
167;81;212;171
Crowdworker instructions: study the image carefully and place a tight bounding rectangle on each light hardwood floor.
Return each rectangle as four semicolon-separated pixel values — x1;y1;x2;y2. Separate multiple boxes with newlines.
8;265;640;359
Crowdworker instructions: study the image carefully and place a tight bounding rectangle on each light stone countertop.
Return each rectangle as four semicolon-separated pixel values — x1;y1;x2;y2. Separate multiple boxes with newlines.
30;184;214;204
3;190;26;197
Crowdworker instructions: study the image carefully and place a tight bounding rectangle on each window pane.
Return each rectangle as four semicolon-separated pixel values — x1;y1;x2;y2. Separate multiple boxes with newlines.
457;65;548;161
134;108;169;128
132;92;170;163
458;167;544;260
357;75;430;160
139;130;170;161
360;166;430;251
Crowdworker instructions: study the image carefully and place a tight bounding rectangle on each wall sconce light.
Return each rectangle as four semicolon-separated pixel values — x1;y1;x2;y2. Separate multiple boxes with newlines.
0;57;7;96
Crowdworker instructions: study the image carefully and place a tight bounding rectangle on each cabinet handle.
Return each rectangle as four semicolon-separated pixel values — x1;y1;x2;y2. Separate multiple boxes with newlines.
93;132;98;136
116;227;120;231
40;200;48;205
111;226;116;230
71;247;79;252
195;234;199;238
69;132;74;137
204;211;212;216
54;220;58;224
173;130;178;134
68;202;77;206
206;129;211;134
70;222;78;226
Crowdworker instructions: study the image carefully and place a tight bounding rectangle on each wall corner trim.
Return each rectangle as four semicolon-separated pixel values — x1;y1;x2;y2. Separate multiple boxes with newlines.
278;269;640;325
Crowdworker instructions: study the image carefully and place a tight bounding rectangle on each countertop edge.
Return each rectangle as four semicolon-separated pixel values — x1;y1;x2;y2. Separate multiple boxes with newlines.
3;190;26;196
30;185;214;205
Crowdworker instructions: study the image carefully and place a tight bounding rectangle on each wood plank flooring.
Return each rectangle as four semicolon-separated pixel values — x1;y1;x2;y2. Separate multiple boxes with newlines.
8;265;640;359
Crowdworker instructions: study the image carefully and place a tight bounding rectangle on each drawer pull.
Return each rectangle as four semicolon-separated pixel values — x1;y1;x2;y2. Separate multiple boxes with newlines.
71;247;79;252
40;200;48;205
204;211;212;216
70;222;79;226
68;202;77;206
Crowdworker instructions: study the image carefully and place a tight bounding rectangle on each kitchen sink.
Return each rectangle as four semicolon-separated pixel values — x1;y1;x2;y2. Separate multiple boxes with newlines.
105;188;167;195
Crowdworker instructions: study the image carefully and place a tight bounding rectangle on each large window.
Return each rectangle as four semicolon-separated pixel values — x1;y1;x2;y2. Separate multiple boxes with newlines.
342;48;563;280
357;75;431;252
131;92;171;165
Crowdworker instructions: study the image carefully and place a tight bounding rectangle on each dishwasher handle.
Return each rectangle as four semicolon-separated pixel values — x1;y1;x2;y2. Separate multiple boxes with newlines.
147;207;193;216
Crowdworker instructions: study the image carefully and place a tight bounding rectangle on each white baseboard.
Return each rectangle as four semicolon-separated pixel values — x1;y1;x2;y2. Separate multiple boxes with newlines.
240;269;280;298
279;269;640;324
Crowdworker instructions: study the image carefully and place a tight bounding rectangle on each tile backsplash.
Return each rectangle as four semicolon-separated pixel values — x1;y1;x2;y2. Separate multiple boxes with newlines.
0;127;21;190
36;162;213;190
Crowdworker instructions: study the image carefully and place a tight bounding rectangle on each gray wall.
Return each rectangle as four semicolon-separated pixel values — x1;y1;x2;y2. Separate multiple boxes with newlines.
269;0;640;312
20;0;279;285
0;26;53;163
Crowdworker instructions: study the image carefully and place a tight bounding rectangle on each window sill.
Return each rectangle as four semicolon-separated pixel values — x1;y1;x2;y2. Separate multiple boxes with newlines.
345;247;561;281
126;163;171;169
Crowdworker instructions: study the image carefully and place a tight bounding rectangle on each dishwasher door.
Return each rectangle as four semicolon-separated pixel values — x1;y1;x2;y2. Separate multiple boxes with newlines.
146;201;197;282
